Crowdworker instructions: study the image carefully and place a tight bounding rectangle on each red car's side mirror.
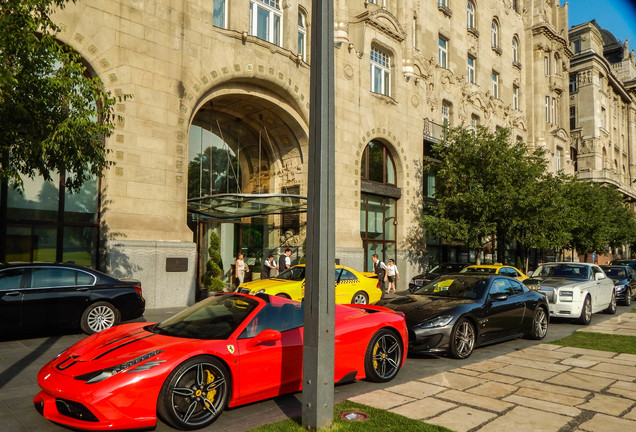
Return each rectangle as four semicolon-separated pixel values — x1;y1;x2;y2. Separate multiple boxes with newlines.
247;329;282;348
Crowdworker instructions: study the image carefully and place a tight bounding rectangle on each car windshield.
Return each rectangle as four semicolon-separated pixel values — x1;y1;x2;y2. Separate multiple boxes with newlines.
611;261;636;271
431;263;467;274
273;266;305;281
602;267;627;279
533;264;588;280
414;276;488;299
151;294;258;339
461;267;496;274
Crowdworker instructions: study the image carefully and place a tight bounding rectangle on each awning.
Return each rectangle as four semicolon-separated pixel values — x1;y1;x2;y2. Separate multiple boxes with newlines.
187;193;307;220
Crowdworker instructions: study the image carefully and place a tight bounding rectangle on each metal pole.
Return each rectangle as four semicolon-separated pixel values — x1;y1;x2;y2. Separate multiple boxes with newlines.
302;0;335;429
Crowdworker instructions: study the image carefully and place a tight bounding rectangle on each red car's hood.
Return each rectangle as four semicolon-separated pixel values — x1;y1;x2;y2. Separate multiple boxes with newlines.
49;322;203;378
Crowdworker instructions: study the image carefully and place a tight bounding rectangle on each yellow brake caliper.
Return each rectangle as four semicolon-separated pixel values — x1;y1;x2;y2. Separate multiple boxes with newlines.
373;342;380;369
205;370;216;404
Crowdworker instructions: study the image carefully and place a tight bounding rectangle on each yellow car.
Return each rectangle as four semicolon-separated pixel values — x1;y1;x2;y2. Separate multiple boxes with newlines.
460;263;529;281
237;264;382;304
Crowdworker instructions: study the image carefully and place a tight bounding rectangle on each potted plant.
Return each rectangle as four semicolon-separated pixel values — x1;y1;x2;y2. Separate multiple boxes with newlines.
203;231;225;293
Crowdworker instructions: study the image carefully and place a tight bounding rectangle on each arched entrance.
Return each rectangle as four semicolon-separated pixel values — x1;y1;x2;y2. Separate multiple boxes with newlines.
187;90;307;291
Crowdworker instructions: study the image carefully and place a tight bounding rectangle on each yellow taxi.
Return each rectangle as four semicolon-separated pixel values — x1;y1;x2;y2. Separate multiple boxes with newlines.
237;264;382;304
460;263;529;281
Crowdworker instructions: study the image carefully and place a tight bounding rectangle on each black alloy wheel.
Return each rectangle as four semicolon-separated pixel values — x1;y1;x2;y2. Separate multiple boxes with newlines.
363;329;402;382
527;307;549;340
158;356;230;430
449;318;476;359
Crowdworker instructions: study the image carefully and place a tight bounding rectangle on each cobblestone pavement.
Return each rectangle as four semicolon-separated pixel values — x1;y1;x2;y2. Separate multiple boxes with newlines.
351;313;636;432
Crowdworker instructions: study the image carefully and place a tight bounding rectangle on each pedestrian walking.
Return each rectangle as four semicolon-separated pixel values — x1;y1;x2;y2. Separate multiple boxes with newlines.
371;253;387;293
235;253;249;287
386;259;399;294
261;254;277;279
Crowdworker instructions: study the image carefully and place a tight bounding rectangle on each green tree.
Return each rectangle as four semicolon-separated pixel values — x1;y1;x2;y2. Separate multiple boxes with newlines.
204;231;225;292
0;0;120;192
420;126;547;262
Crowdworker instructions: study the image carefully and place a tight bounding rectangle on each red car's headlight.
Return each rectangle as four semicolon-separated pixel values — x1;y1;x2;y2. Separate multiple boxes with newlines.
74;350;164;384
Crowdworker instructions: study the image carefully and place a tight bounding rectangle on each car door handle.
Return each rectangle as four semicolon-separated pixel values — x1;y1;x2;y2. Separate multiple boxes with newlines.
76;287;89;291
3;291;21;296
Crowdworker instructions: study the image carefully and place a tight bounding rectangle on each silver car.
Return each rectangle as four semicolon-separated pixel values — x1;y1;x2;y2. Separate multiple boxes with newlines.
525;262;616;325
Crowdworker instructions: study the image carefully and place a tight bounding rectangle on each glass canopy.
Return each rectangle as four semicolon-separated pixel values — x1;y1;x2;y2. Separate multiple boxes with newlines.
187;193;307;220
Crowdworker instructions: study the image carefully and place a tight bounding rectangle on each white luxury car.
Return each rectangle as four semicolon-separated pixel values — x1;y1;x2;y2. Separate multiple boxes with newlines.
525;262;616;324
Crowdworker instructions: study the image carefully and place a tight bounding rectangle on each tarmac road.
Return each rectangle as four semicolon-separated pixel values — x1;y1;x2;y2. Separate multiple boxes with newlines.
0;294;630;432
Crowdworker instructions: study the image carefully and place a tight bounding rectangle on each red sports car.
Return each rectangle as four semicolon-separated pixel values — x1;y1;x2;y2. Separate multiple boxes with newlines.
34;292;407;430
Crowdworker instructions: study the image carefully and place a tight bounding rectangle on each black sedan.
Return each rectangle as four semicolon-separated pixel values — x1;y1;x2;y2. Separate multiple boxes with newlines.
408;262;469;293
600;265;636;306
378;274;549;359
0;262;145;336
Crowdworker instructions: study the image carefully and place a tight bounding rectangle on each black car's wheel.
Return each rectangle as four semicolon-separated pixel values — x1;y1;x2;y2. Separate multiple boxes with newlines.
364;329;402;382
526;307;549;340
604;290;617;314
577;295;592;325
351;291;369;304
158;356;230;431
625;288;632;306
449;318;476;359
80;302;120;334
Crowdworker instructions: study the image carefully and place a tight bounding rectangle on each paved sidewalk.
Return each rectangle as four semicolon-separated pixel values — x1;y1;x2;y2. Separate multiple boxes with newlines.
350;315;636;432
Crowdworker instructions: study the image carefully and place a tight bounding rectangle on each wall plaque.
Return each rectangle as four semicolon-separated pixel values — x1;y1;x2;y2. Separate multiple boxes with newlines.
166;258;188;272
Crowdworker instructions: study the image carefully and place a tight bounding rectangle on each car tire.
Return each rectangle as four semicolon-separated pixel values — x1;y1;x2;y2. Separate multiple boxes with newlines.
449;318;476;359
624;288;632;306
363;328;402;383
576;296;592;325
351;291;369;304
158;356;230;431
604;290;617;314
80;301;120;334
526;307;549;340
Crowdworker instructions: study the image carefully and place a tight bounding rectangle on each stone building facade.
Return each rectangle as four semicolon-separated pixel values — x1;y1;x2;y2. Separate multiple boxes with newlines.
568;21;636;216
10;0;618;307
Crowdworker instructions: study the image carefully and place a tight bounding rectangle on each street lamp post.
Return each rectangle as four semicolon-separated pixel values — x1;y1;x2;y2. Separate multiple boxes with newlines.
302;0;335;429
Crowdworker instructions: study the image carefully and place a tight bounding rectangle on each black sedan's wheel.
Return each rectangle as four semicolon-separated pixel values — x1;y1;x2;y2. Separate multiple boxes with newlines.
527;307;549;340
577;296;592;325
351;291;369;304
625;288;632;306
364;329;402;382
604;290;617;314
449;318;475;359
158;356;230;430
80;302;120;334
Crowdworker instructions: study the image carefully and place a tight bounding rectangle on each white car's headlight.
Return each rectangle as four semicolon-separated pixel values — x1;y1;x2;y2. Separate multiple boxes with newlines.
418;315;454;329
559;290;573;302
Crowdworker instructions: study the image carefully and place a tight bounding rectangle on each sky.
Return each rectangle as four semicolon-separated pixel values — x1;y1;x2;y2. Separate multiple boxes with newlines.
566;0;636;49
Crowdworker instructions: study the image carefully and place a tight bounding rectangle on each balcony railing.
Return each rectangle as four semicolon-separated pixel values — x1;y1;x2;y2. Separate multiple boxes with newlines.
423;118;445;143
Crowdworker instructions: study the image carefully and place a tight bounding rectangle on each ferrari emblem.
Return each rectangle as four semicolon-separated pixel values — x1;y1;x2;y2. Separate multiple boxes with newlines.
227;344;235;354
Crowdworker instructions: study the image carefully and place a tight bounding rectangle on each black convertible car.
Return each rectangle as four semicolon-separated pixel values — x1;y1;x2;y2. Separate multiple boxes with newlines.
378;274;549;359
0;262;145;336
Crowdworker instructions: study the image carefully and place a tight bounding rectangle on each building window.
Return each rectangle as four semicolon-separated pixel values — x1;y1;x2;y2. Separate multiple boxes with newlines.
249;0;282;46
555;148;562;172
513;0;520;13
213;0;227;28
370;46;391;96
360;141;398;270
513;85;519;110
412;14;418;50
442;100;452;127
569;73;578;93
297;10;307;61
573;39;581;53
467;1;475;29
512;36;519;62
438;36;448;68
471;114;479;132
438;0;448;7
601;106;607;130
551;97;556;124
570;106;576;130
545;96;550;122
491;20;499;49
491;71;499;99
554;53;560;74
467;56;476;84
544;57;549;75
